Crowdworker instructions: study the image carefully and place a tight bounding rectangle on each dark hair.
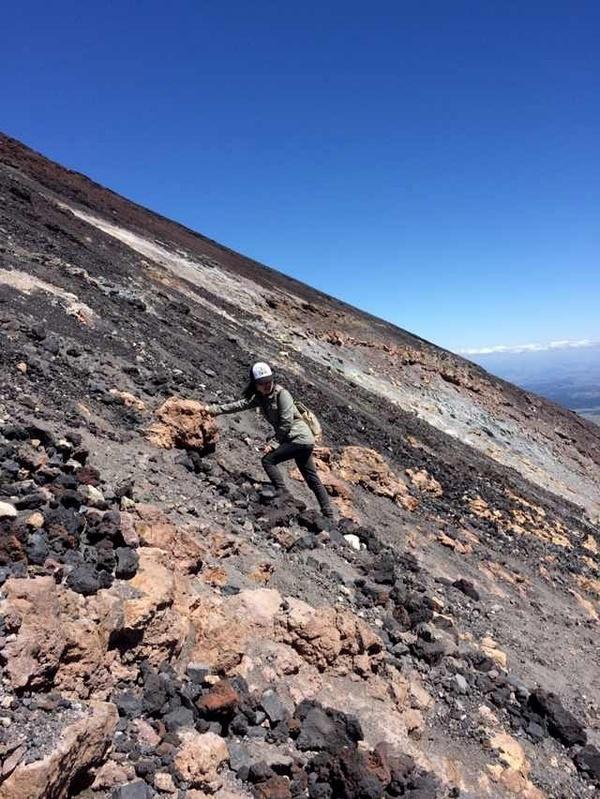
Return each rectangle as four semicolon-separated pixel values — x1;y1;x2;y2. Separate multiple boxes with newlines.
242;379;256;400
242;366;258;400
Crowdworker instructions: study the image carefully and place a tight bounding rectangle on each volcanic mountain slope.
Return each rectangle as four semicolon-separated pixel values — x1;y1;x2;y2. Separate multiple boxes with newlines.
0;132;598;799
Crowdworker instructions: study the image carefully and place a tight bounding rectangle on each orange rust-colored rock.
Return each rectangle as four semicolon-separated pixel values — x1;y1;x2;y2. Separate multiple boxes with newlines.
228;588;283;626
2;549;189;697
468;495;498;520
189;589;282;673
365;746;392;785
15;442;48;471
276;597;383;674
133;504;205;573
467;493;575;550
53;590;124;700
253;776;292;799
121;547;192;664
132;718;161;749
568;589;599;621
147;396;219;451
270;526;302;550
196;679;239;714
173;729;229;790
119;511;140;546
437;532;472;555
402;707;425;739
575;573;600;599
109;388;146;412
205;529;242;559
406;467;443;496
249;561;275;584
335;446;418;511
0;576;66;691
491;731;527;771
91;759;136;790
487;731;545;799
202;564;229;587
188;599;245;671
0;575;132;700
136;515;178;549
481;636;508;670
315;330;422;368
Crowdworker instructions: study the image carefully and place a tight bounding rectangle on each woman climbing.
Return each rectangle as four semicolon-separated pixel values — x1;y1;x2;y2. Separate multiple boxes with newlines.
205;362;334;520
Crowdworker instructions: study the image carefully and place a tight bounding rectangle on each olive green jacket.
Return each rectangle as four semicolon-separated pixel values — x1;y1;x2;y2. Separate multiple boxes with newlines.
206;384;314;446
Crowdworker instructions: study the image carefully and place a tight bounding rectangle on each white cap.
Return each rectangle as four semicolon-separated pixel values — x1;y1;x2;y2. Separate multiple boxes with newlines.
251;361;273;382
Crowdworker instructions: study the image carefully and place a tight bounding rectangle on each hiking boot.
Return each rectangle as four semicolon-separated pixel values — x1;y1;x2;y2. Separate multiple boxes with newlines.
258;487;279;504
259;487;294;506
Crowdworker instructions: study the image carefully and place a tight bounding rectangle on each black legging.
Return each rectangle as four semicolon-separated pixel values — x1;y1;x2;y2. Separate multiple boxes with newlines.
262;442;333;517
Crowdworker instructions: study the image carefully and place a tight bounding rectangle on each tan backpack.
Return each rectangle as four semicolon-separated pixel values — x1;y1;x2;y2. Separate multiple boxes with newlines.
295;399;322;441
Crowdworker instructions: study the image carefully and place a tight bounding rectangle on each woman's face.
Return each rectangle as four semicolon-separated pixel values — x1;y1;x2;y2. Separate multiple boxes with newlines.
256;379;273;396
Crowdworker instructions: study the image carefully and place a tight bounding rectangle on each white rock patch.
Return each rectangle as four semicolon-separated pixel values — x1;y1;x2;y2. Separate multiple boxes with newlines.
0;269;97;326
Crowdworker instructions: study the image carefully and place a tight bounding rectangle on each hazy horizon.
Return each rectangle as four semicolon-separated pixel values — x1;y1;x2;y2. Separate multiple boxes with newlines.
466;340;600;422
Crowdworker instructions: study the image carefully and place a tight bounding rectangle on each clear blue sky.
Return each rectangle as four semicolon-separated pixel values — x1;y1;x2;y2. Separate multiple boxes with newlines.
2;1;599;352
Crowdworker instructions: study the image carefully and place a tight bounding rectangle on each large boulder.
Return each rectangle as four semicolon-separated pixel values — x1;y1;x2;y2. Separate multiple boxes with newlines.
276;597;383;675
0;574;123;699
189;588;281;672
0;548;190;698
0;576;66;691
147;396;218;452
120;546;192;664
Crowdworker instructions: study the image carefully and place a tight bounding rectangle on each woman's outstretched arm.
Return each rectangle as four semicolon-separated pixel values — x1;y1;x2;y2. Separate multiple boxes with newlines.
205;396;258;416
